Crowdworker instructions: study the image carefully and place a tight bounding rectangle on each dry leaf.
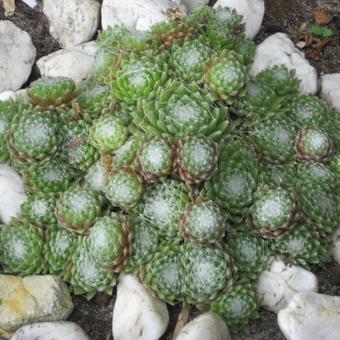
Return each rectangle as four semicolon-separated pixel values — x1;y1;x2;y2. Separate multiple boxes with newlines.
2;0;15;16
314;10;332;25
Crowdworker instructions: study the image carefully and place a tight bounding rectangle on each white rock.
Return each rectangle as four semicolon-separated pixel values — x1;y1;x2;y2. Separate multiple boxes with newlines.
176;312;231;340
257;259;318;313
43;0;101;48
250;33;318;94
36;42;98;83
0;164;27;224
22;0;37;8
11;322;89;340
102;0;188;32
181;0;209;12
0;275;74;333
0;91;16;101
213;0;265;39
321;73;340;112
332;229;340;265
112;274;169;340
278;292;340;340
0;21;36;92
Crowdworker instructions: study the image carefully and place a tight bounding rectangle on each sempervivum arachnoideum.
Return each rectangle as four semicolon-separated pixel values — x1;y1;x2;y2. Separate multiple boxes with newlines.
206;138;259;223
56;185;103;234
104;167;143;210
140;242;183;305
272;224;331;269
296;182;339;236
211;285;260;334
87;213;131;272
136;136;175;181
141;180;190;239
137;80;228;140
20;194;57;227
70;239;117;300
75;82;116;122
23;159;75;194
249;187;299;238
169;38;212;82
45;227;80;278
8;108;60;165
61;120;100;172
180;200;227;243
124;217;159;273
296;127;333;162
0;219;44;276
112;53;168;110
204;51;246;103
89;115;128;153
175;136;218;184
27;77;76;107
246;116;297;164
181;242;233;306
0;98;23;162
255;65;300;97
227;227;270;281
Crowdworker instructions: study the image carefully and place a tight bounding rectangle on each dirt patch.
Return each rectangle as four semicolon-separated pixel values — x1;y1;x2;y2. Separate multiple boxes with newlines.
1;1;340;339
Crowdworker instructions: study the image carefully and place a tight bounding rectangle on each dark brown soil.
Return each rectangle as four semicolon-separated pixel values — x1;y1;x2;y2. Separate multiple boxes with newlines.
1;1;340;339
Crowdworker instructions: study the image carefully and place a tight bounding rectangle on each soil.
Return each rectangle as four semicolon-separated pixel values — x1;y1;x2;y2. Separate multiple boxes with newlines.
1;0;340;339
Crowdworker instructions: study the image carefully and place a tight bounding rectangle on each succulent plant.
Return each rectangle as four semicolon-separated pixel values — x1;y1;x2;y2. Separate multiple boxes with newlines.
203;6;244;48
70;240;117;299
84;156;112;192
23;159;75;194
227;227;270;281
27;77;76;107
296;127;333;162
90;115;128;153
330;153;340;176
124;218;159;273
137;80;229;140
142;180;190;239
297;183;339;235
181;242;233;305
56;186;103;234
104;167;143;210
249;187;299;238
61;120;100;172
88;213;131;271
211;285;260;334
206;139;259;223
112;54;168;110
273;224;330;268
136;136;175;181
232;36;256;66
246;116;297;164
289;95;329;127
170;38;212;82
0;219;44;276
235;79;284;118
8;109;60;164
140;242;183;304
21;194;57;227
76;82;116;122
45;227;80;277
176;136;218;184
0;99;21;162
204;51;246;103
180;200;227;243
255;65;300;97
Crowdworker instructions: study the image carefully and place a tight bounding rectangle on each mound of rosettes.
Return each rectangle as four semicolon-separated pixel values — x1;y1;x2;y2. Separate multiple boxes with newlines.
0;6;339;334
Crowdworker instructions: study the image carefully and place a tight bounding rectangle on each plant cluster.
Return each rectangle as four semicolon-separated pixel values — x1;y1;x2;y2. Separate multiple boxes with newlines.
0;6;339;333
